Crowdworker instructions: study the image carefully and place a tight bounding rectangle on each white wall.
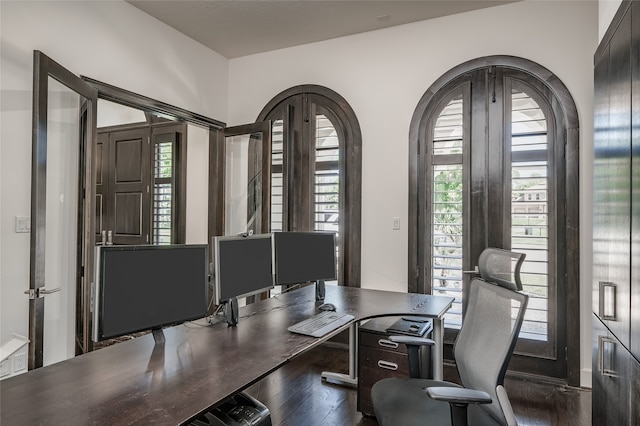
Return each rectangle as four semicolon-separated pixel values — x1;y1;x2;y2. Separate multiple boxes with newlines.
0;0;227;378
599;0;624;42
228;0;598;387
185;124;210;245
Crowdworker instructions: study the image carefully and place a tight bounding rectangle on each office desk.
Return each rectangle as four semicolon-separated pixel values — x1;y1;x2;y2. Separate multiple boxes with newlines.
1;286;452;425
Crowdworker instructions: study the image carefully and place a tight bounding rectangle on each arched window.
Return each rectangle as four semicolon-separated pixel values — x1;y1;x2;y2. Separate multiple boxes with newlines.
409;57;580;384
258;86;362;287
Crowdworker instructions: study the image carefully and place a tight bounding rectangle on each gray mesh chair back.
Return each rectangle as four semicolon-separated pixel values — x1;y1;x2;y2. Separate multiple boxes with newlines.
371;248;528;426
477;248;525;291
454;278;528;424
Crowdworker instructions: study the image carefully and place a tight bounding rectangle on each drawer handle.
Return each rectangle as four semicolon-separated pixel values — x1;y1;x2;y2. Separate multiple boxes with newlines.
378;339;399;349
377;360;398;371
597;335;618;378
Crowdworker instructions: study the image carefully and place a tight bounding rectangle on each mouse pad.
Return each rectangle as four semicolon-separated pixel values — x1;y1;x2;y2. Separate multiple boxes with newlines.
385;318;432;336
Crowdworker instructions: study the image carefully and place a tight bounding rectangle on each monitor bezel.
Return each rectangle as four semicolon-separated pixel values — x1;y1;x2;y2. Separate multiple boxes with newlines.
213;233;275;305
92;244;209;342
272;231;338;286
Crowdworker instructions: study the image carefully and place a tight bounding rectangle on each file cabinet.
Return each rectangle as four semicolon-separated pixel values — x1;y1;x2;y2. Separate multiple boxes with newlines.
357;316;432;417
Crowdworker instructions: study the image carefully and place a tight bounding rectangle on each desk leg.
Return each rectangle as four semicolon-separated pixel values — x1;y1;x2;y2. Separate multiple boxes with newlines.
433;317;443;381
321;323;358;387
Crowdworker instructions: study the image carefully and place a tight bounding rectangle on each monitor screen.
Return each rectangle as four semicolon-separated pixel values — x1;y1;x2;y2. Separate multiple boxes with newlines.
214;234;274;304
93;244;208;341
273;232;337;285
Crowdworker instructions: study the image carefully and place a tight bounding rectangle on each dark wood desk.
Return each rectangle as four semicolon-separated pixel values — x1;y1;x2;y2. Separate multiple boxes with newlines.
1;286;453;425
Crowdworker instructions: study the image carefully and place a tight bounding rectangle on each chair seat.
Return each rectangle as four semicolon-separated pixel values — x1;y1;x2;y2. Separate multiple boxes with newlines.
371;378;504;426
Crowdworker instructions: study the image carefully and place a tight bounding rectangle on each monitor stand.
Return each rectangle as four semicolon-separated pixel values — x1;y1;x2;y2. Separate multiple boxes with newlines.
152;328;166;345
316;279;325;302
225;297;239;326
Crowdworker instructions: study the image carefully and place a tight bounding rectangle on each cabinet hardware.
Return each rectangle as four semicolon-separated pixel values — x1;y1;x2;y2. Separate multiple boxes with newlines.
597;335;618;378
377;360;398;371
378;339;399;349
599;281;617;320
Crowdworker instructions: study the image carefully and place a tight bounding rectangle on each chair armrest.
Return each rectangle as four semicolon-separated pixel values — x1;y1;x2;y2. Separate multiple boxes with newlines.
388;335;435;346
426;386;492;405
388;336;435;378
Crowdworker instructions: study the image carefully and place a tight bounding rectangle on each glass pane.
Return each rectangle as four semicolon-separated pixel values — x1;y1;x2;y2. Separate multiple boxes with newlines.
271;120;284;232
433;95;463;156
511;89;548;142
315;114;340;283
154;141;173;179
153;183;172;245
315;169;339;233
511;88;550;342
315;115;339;162
225;132;263;235
44;77;81;366
432;164;464;328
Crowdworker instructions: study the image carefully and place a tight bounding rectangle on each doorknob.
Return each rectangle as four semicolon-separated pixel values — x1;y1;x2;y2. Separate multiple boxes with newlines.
24;287;62;299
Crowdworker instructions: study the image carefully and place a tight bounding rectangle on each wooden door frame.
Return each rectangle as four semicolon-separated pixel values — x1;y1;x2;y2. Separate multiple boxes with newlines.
407;55;580;386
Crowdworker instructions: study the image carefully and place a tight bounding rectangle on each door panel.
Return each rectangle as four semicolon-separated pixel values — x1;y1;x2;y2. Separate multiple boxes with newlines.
96;128;151;245
223;122;271;236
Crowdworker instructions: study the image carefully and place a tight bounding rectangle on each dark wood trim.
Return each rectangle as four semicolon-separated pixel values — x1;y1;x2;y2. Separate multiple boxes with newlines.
408;55;580;386
82;77;225;130
208;128;225;248
257;85;362;287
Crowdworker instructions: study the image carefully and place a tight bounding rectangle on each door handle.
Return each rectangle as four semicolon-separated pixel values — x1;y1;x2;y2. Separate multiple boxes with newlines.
24;287;62;299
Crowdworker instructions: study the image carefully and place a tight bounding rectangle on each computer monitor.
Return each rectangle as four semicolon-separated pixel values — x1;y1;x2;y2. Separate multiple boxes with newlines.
214;233;274;325
92;244;209;344
272;231;337;301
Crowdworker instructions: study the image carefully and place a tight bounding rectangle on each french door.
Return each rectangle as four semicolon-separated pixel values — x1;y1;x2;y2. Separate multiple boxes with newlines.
412;61;579;381
29;51;97;368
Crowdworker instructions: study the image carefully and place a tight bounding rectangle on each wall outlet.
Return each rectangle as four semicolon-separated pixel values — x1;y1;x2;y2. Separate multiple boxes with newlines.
14;353;26;372
0;359;10;377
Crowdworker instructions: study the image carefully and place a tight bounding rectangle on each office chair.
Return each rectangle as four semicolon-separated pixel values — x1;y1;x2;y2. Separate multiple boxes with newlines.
371;248;528;426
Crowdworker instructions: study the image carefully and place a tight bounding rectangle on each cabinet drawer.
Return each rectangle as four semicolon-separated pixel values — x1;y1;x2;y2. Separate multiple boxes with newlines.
360;348;410;383
359;331;408;354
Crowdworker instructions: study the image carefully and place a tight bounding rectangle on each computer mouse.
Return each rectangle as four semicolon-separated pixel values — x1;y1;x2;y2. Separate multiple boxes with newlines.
318;303;337;311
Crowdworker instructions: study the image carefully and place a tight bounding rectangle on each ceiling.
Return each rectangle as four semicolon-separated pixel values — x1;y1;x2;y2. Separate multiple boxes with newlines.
127;1;517;59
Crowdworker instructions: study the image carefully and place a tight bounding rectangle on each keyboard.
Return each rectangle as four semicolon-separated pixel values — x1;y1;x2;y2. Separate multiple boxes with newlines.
288;311;355;338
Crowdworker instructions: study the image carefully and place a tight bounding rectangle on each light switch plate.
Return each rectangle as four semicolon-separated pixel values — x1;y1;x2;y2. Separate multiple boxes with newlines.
15;216;30;233
392;217;401;230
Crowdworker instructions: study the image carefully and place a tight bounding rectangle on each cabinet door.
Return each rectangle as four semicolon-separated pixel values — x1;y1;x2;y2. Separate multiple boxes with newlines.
592;314;631;425
631;0;640;362
593;7;632;348
631;353;640;426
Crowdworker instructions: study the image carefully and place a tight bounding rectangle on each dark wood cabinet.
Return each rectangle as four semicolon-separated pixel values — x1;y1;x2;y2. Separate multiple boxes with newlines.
592;314;631;425
357;317;432;417
593;1;640;423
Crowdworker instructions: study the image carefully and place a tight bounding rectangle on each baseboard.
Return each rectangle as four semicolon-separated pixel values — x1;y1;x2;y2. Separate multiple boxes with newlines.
580;368;592;389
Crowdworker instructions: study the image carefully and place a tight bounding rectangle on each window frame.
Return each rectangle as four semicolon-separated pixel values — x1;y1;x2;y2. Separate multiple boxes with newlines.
408;56;580;385
257;85;362;287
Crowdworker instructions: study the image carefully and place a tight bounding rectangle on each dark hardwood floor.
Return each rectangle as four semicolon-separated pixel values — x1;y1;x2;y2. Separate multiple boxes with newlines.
244;344;591;426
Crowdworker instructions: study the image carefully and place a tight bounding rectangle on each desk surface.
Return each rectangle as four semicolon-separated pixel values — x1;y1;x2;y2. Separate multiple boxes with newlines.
1;286;453;425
